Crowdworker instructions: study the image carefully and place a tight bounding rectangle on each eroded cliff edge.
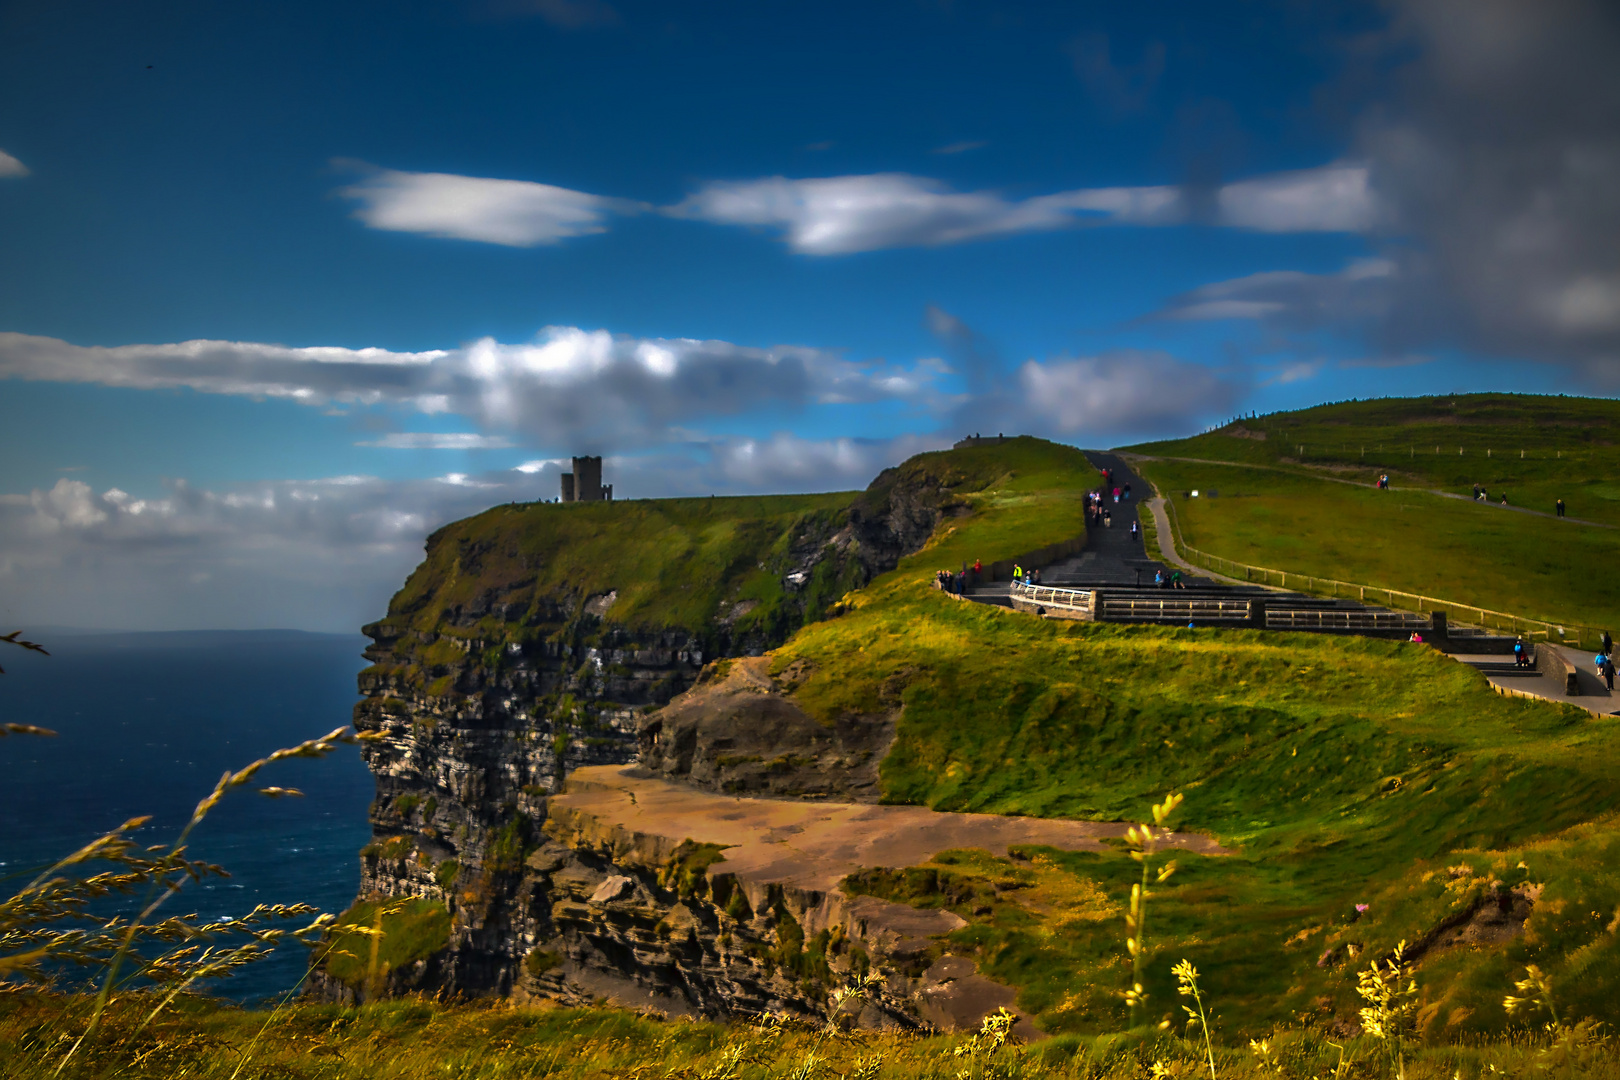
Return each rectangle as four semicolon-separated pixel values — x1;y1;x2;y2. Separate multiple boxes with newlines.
322;456;987;1006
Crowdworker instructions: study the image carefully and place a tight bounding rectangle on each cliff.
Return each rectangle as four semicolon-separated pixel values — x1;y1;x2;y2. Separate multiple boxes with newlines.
322;444;1028;1005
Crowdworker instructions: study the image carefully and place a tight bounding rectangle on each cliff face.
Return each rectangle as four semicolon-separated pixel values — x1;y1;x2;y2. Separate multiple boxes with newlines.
328;462;982;1005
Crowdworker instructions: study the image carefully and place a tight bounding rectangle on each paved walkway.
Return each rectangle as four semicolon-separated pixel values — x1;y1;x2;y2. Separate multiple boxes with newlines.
1076;451;1252;588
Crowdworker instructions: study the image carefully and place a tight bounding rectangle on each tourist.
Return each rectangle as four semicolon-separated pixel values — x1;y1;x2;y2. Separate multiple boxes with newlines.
1513;639;1527;668
1170;569;1184;589
1500;494;1509;506
972;558;982;586
1605;655;1617;692
1130;520;1140;541
1604;630;1614;656
1104;510;1112;528
1154;569;1164;588
1123;483;1132;500
1013;564;1024;584
1557;498;1566;518
1409;631;1425;643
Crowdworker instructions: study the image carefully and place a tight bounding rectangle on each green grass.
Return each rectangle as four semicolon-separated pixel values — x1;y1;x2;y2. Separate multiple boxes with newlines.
319;898;452;991
1135;457;1619;633
745;430;1620;1037
1132;392;1620;526
4;995;1615;1079
365;435;1095;703
383;490;858;640
1120;393;1620;636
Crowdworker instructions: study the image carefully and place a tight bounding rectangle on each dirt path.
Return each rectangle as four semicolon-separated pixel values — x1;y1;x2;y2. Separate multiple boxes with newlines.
550;765;1227;895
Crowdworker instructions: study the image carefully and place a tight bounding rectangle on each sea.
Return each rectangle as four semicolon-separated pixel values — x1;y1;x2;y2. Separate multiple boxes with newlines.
0;629;376;1005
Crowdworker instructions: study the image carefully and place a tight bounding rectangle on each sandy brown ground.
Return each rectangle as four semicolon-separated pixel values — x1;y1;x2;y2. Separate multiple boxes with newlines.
552;765;1226;894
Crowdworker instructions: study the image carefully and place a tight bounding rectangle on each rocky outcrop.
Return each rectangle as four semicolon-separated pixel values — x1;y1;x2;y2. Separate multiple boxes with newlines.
637;658;897;801
492;765;1219;1030
331;452;999;1006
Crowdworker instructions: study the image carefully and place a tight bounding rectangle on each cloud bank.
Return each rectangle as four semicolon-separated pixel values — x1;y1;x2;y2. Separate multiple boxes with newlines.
0;328;943;450
0;434;947;631
335;162;1376;255
671;164;1373;254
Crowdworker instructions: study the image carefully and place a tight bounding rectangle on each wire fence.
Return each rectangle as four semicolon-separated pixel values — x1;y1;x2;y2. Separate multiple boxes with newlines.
1160;498;1608;649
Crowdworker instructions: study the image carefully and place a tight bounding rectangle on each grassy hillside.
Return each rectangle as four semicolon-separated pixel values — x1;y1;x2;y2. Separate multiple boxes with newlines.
13;430;1620;1066
745;424;1620;1038
1124;394;1620;636
384;490;860;641
1139;458;1618;632
1132;393;1620;525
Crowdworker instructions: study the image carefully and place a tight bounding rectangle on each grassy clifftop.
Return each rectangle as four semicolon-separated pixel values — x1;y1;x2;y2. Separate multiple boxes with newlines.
1124;393;1620;633
362;436;1094;702
1132;392;1620;520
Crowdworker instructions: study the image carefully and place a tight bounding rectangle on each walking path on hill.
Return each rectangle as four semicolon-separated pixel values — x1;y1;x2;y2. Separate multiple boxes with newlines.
1076;452;1253;589
1467;645;1616;714
1126;453;1615;529
551;766;1227;897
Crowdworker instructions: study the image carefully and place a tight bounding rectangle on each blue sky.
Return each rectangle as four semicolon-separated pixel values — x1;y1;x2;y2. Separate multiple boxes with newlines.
2;0;1617;630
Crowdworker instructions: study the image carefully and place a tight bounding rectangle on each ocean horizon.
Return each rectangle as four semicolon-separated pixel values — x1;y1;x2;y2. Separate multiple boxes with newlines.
1;627;376;1004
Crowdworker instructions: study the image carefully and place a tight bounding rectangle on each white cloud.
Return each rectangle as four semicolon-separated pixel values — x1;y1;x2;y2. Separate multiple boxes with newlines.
338;166;640;246
29;479;108;532
1216;165;1377;233
0;150;27;178
330;161;1376;254
356;433;515;449
1011;351;1240;436
932;141;988;155
1261;360;1327;386
705;431;949;490
670;173;1178;255
0;327;945;451
671;164;1372;254
1155;258;1398;327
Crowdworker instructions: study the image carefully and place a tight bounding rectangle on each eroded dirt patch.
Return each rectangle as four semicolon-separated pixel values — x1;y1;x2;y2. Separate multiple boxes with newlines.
638;656;897;800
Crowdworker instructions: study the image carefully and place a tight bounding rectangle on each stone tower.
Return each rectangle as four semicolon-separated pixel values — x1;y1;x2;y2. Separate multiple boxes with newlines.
560;456;612;502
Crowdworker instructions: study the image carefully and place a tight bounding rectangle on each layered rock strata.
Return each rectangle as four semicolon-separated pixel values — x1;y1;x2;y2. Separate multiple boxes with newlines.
326;457;986;1004
505;766;1224;1028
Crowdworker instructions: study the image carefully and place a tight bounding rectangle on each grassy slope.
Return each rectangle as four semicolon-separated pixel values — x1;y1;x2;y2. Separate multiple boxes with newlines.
384;491;860;643
8;996;1607;1080
1141;459;1619;631
1125;394;1620;633
1133;393;1620;525
761;434;1620;1038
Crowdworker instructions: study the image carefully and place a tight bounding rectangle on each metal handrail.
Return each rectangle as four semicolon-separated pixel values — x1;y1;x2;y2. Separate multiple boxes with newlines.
1010;581;1094;613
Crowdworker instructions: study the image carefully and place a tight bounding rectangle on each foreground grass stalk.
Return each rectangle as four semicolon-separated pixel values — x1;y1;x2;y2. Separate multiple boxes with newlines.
0;724;378;1075
1174;959;1217;1080
1356;941;1418;1080
1123;792;1184;1029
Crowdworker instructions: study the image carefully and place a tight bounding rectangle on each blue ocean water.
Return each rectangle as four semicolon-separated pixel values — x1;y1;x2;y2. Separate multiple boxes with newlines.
0;629;376;1005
